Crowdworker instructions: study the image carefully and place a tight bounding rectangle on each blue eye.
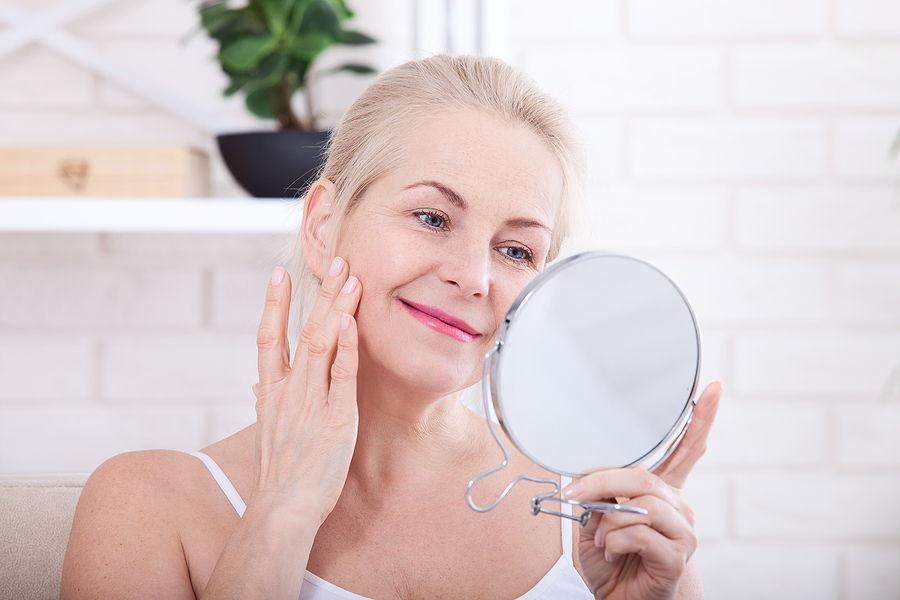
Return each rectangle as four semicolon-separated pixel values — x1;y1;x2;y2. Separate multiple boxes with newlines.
418;212;445;229
501;246;533;263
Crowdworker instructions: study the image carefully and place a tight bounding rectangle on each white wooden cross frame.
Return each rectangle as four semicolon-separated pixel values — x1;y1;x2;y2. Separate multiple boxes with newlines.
0;0;237;133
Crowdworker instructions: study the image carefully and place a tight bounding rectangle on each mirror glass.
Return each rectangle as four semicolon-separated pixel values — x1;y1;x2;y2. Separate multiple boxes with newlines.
490;252;701;477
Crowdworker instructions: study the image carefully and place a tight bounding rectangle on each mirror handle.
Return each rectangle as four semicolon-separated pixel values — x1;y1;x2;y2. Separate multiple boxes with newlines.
465;345;649;524
465;345;560;513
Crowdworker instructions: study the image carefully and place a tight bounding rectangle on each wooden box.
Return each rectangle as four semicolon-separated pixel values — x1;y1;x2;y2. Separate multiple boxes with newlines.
0;146;210;197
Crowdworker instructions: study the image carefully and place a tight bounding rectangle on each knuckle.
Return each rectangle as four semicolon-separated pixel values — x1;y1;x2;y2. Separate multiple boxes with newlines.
264;292;281;307
330;360;354;382
686;529;699;553
307;333;331;358
632;524;651;546
299;322;317;346
642;495;663;517
256;326;280;351
635;467;656;489
337;334;355;353
317;282;339;303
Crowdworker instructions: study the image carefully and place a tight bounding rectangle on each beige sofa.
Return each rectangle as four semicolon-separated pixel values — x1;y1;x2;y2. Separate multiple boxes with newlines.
0;474;88;600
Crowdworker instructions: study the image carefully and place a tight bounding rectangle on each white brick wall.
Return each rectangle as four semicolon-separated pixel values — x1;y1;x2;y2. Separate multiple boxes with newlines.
695;544;839;600
1;0;899;598
512;2;900;597
628;0;829;38
0;233;280;473
0;405;208;473
734;472;900;538
845;546;900;600
525;46;724;112
837;405;900;467
734;331;900;397
836;0;900;37
834;117;900;182
733;44;900;109
630;118;828;181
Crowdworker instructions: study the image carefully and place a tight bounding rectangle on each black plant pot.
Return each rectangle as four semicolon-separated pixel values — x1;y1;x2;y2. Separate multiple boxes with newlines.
217;130;329;198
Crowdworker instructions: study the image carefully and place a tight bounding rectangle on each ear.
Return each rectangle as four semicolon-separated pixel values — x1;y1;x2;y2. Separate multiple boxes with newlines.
301;178;336;280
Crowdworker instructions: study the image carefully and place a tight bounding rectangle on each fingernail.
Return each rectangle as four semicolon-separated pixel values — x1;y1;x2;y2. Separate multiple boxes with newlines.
341;276;358;295
270;267;285;286
605;550;613;563
562;481;583;499
341;313;351;331
329;256;344;278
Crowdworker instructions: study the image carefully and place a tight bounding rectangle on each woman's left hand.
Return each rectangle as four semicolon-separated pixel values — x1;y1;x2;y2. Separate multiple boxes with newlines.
565;381;721;600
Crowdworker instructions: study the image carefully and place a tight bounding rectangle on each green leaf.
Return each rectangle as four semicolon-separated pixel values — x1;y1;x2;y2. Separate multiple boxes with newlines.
245;87;276;119
288;32;331;60
219;35;278;71
260;0;292;35
243;52;292;93
337;30;375;45
223;76;250;96
199;2;265;40
198;3;231;32
322;0;353;20
299;0;341;37
287;0;312;33
321;62;376;76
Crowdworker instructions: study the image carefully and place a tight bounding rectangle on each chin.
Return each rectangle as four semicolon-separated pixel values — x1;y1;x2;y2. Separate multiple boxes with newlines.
363;337;483;398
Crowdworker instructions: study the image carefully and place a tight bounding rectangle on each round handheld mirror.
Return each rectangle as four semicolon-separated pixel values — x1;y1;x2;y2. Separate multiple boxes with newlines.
466;252;701;524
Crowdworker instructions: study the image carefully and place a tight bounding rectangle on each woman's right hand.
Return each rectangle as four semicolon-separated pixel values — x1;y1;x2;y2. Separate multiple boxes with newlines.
252;257;362;523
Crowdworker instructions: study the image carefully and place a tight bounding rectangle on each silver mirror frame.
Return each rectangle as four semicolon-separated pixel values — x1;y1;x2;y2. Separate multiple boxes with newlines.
466;251;702;524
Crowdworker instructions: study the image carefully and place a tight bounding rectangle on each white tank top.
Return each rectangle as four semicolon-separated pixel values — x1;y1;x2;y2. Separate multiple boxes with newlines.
191;452;594;600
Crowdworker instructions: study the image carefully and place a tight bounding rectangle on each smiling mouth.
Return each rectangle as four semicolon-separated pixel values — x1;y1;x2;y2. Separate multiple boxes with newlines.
399;299;481;343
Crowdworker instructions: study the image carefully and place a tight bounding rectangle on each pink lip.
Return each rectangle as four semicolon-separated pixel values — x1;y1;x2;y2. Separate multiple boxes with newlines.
399;299;481;343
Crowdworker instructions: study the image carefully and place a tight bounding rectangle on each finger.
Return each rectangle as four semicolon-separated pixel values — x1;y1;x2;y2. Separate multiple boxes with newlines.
594;494;694;550
328;313;359;412
297;256;349;354
563;466;680;508
604;523;697;574
653;380;722;489
257;267;293;388
303;275;362;401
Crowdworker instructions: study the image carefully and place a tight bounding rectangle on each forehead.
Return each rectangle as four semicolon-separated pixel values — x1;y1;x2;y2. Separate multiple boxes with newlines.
391;110;564;223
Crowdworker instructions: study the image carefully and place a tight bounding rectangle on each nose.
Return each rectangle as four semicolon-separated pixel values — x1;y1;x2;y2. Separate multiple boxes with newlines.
440;242;491;298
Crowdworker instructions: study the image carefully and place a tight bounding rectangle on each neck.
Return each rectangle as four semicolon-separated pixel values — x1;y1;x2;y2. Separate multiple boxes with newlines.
344;361;487;499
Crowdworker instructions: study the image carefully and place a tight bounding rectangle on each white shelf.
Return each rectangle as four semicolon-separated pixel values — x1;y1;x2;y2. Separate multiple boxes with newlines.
0;197;303;233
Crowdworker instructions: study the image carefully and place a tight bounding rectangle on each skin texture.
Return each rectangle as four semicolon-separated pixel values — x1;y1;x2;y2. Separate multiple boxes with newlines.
60;109;719;600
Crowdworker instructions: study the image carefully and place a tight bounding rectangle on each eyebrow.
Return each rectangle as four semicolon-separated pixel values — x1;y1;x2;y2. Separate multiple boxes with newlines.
404;180;552;234
405;180;467;210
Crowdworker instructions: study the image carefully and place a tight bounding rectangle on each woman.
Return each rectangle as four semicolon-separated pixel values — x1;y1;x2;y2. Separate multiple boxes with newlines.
61;55;720;600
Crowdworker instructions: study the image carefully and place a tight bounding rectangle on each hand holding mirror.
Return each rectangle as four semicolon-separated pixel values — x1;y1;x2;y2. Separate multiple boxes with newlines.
466;252;701;525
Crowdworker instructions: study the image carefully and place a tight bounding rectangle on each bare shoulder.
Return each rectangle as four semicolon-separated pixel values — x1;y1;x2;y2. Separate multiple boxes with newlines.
60;448;231;600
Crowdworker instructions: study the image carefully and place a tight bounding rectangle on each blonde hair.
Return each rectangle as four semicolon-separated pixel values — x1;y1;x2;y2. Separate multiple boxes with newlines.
287;54;588;326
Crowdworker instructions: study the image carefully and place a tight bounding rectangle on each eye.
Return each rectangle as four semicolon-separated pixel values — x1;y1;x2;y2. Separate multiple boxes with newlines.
415;210;448;230
499;245;534;264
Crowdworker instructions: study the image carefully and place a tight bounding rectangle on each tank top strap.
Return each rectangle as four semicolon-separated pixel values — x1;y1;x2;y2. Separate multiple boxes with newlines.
560;475;573;558
190;451;246;517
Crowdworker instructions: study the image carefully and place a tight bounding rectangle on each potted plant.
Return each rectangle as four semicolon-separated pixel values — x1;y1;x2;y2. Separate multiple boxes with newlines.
197;0;376;198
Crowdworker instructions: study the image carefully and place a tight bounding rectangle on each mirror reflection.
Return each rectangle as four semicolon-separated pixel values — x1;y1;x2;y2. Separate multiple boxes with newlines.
493;252;701;477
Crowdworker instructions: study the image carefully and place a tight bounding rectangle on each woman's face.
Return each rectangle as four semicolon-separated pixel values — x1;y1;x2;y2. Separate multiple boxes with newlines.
334;109;564;396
